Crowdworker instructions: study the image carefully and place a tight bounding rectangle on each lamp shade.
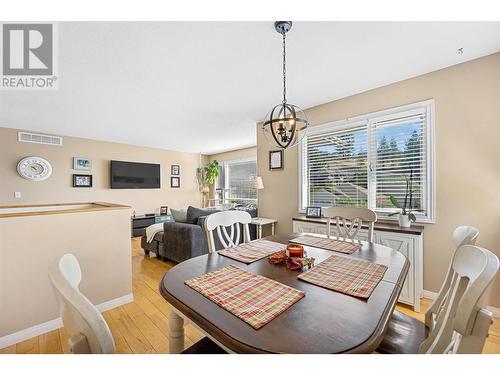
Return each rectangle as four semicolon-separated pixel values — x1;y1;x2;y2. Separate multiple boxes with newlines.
253;176;264;190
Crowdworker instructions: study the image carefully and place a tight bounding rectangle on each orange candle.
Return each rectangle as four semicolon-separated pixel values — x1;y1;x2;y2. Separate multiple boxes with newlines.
287;244;304;258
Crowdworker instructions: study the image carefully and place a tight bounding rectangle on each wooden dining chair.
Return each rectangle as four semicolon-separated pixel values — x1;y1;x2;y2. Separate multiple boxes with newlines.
203;210;252;253
323;207;377;242
377;244;499;354
425;225;479;331
49;254;116;354
182;211;253;354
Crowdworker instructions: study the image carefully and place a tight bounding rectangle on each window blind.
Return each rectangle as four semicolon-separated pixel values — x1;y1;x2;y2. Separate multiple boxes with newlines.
225;159;257;203
300;101;433;221
306;124;369;208
371;110;427;215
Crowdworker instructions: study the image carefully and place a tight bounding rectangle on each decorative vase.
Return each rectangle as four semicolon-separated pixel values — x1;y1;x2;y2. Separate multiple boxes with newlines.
398;214;411;228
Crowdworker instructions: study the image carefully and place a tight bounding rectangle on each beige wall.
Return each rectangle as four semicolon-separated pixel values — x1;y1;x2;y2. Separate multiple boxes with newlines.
0;206;131;339
0;127;203;214
206;146;257;163
257;53;500;307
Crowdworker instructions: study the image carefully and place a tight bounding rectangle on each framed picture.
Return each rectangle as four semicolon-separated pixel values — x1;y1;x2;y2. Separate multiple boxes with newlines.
170;176;180;188
306;206;322;219
160;206;169;215
269;150;284;170
171;165;180;175
73;157;92;171
73;174;92;188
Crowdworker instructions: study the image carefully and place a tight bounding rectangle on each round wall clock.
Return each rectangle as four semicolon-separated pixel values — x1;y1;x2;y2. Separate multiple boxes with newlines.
17;156;53;181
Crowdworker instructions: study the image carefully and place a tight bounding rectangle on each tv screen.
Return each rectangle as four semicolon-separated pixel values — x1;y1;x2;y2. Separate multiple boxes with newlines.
110;160;160;189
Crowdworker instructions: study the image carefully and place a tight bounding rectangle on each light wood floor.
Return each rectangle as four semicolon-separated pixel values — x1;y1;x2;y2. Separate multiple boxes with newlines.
1;237;499;354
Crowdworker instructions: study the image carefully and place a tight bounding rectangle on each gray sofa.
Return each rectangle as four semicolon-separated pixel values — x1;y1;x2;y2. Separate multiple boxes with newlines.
141;205;257;263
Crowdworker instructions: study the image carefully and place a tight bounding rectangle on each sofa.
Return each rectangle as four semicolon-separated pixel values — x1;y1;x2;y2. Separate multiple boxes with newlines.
141;205;257;263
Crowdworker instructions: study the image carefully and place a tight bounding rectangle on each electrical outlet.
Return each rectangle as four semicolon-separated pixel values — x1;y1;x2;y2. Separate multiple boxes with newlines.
14;192;21;199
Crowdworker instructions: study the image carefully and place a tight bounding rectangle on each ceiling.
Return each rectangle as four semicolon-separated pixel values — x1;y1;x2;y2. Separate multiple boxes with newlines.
1;22;499;154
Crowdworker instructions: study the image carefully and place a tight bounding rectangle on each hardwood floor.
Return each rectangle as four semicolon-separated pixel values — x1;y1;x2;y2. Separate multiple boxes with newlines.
1;237;499;354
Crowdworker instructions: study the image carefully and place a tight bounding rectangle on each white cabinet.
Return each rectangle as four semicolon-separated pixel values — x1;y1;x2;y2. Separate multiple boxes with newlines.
292;219;423;311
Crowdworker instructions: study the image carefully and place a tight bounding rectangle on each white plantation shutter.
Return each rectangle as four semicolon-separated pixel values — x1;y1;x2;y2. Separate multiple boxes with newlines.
306;124;369;208
370;109;428;215
300;100;434;222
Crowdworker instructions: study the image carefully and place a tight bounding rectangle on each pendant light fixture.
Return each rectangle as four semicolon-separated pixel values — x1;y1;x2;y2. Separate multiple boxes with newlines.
262;21;309;149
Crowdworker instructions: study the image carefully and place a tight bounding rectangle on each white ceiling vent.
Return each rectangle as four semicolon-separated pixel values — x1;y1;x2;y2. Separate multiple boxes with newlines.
18;131;63;146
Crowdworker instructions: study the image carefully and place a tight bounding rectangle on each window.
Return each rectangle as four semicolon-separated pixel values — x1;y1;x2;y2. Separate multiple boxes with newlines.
299;100;435;222
218;157;257;205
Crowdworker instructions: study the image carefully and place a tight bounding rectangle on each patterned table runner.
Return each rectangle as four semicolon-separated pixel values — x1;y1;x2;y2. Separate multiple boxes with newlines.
185;264;305;329
217;239;287;264
290;235;362;254
298;255;387;298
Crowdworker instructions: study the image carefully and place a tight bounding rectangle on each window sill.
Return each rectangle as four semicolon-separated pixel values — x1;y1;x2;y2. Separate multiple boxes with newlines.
298;208;435;224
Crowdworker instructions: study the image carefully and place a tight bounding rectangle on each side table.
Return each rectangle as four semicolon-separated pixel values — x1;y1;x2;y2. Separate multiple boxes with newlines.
251;217;278;239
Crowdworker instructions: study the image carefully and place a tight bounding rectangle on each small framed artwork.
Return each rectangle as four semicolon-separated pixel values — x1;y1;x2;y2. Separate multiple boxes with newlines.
170;176;180;188
73;174;93;188
171;165;180;175
306;206;322;219
160;206;169;215
73;157;92;171
269;150;284;170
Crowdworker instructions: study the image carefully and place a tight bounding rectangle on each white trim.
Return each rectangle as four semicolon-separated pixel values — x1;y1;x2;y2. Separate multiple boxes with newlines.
0;318;63;350
0;293;133;349
422;289;500;318
487;306;500;318
298;99;436;223
95;293;134;313
422;289;439;300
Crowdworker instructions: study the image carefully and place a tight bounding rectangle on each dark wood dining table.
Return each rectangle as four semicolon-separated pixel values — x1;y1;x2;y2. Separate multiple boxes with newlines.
159;233;409;354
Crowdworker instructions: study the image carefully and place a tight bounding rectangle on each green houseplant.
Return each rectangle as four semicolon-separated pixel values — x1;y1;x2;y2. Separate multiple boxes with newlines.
203;160;220;185
196;161;219;207
388;169;417;227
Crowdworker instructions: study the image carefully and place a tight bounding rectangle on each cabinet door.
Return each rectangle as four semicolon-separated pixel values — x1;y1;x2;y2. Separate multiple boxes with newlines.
376;232;415;306
293;221;326;235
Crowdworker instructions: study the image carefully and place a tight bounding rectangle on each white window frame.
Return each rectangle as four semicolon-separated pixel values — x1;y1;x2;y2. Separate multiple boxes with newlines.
298;99;436;223
221;156;258;203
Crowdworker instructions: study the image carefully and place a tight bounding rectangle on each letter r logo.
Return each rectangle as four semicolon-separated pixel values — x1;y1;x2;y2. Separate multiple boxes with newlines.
2;24;53;75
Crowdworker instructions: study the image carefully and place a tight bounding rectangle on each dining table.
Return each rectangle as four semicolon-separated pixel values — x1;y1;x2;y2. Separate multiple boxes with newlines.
159;233;410;354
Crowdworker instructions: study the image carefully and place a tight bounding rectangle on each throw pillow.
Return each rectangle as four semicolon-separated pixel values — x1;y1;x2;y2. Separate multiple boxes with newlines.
170;208;187;223
186;206;218;224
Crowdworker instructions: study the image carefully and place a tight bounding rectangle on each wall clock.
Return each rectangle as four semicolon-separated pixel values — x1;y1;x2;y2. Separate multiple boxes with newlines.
17;156;53;181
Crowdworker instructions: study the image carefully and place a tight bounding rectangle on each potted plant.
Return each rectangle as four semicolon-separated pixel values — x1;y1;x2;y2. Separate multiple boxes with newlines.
196;161;220;207
203;160;219;186
388;169;417;227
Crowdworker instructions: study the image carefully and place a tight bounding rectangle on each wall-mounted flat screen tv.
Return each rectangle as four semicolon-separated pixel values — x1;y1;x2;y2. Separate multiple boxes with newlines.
110;160;160;189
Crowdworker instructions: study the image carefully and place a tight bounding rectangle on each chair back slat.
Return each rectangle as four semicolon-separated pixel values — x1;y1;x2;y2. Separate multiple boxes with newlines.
425;225;480;329
418;245;499;354
49;254;115;354
323;207;377;242
204;211;252;252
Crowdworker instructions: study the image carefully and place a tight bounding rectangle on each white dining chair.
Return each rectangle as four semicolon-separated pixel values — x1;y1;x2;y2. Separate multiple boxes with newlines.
425;225;480;330
49;254;115;354
377;243;498;354
203;210;252;253
323;207;377;242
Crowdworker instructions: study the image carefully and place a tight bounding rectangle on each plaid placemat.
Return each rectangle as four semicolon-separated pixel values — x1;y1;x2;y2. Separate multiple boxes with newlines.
185;264;305;329
290;235;362;254
217;239;287;264
297;255;387;298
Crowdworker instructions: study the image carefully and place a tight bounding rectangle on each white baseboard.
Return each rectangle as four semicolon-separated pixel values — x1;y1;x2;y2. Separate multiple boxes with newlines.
487;305;500;318
96;293;134;312
423;289;500;318
0;293;133;349
422;289;438;300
